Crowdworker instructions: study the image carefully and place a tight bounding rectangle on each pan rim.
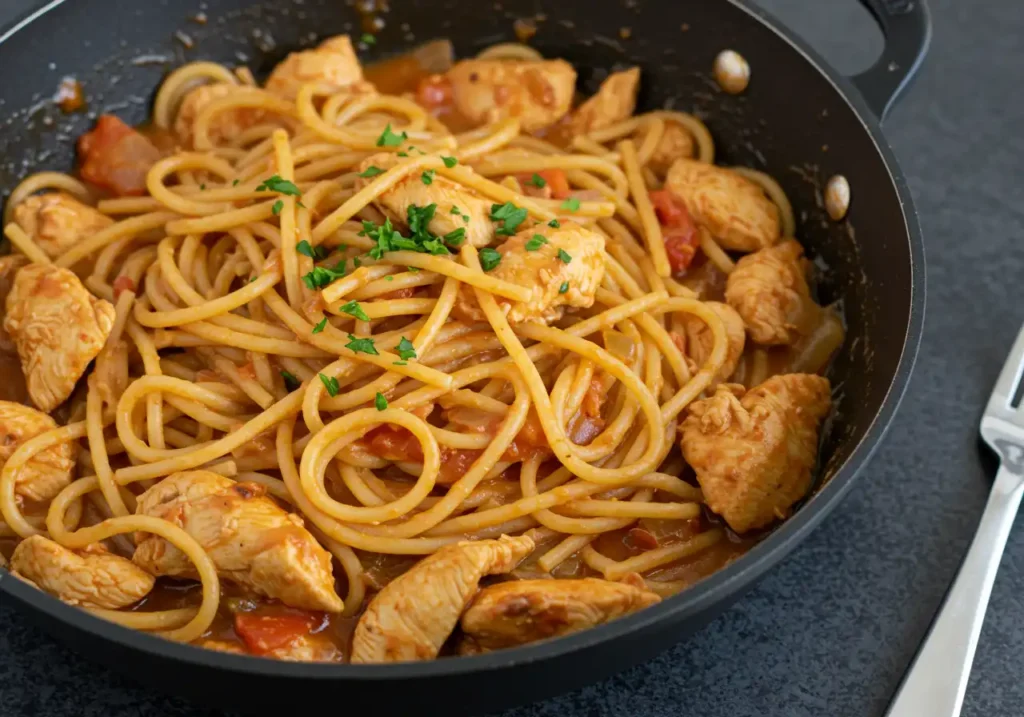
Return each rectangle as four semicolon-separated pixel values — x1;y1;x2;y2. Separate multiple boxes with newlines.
0;0;925;682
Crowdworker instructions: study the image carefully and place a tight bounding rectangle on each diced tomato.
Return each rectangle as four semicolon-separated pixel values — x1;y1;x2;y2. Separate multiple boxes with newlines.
538;169;571;199
234;613;317;655
649;189;700;275
112;275;136;298
78;115;162;196
503;410;553;462
415;74;453;107
625;527;660;551
379;287;415;301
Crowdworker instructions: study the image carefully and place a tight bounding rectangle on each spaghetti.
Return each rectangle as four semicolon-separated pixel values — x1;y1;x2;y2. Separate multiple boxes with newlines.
0;36;843;661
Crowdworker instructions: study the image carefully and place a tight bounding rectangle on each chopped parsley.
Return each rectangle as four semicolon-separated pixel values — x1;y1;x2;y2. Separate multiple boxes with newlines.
256;175;302;196
559;281;570;294
301;260;348;290
490;202;528;236
312;316;328;334
280;370;301;391
395;337;417;360
353;257;362;268
450;206;463;215
525;234;548;251
527;173;546;188
358;166;385;178
376;123;408;147
271;200;284;215
296;240;328;261
200;183;206;190
560;197;581;212
319;373;340;397
408;266;420;272
443;227;466;246
361;33;376;45
442;156;458;168
421;169;435;185
385;275;394;281
374;392;388;410
393;361;408;366
339;300;370;321
345;334;379;356
479;247;502;272
557;249;572;264
232;179;240;186
548;219;561;228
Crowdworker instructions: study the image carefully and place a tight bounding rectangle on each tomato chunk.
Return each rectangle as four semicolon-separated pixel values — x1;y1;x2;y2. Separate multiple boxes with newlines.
415;74;453;107
234;613;317;655
649;189;700;274
78;115;162;196
112;275;136;298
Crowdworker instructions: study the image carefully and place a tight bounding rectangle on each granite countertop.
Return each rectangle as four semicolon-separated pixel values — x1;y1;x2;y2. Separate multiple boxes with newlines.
1;0;1021;715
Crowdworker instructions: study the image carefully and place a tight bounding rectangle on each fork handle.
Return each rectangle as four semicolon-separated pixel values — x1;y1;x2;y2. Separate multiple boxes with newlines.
885;465;1024;717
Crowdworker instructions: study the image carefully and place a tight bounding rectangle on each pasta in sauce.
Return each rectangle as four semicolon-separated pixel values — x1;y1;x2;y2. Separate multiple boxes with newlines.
0;35;844;662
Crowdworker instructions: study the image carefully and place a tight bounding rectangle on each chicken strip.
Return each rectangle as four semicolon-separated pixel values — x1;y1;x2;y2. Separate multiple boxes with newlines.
0;400;74;504
665;158;780;252
675;301;746;385
350;534;534;663
174;83;265;147
680;373;832;534
13;192;113;261
266;35;371;100
10;535;154;609
355;152;496;248
570;67;641;134
447;59;576;132
133;471;343;612
4;264;116;412
725;239;815;346
645;121;695;175
458;577;660;653
0;254;30;352
453;222;606;325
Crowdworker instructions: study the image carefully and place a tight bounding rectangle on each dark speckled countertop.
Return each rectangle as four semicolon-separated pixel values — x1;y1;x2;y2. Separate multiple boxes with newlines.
1;0;1021;715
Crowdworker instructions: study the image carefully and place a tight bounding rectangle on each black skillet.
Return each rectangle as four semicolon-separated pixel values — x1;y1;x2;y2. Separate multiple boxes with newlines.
0;0;930;714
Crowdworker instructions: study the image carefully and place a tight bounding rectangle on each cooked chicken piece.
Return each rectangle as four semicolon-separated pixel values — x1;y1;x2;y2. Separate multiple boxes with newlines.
133;471;343;612
676;301;746;385
266;35;370;100
446;59;576;132
13;192;113;260
458;577;660;653
350;534;534;663
198;634;341;662
355;153;496;248
174;83;265;147
4;264;116;412
646;121;695;175
680;373;831;533
10;535;154;609
570;67;640;134
453;222;606;325
665;158;780;252
725;239;815;346
0;254;29;352
0;400;74;504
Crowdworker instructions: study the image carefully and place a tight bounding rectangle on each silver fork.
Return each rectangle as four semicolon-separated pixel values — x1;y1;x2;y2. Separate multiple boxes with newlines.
886;324;1024;717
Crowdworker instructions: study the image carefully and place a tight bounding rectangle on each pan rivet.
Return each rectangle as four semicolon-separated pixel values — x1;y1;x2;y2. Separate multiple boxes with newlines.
714;50;749;94
825;175;851;221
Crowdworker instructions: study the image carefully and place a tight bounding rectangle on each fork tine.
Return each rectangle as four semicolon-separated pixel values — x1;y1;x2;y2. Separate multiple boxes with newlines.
989;323;1024;411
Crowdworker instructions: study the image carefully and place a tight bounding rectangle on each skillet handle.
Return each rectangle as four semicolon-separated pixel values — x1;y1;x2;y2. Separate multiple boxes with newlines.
851;0;932;121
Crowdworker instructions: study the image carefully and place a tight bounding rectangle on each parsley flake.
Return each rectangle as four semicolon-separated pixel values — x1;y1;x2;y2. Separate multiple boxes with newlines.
301;260;347;290
527;173;546;188
232;179;240;186
421;169;435;185
358;166;384;178
442;156;458;168
374;392;388;411
395;337;417;360
280;370;301;391
312;316;328;334
345;334;379;356
559;281;570;294
376;123;408;147
318;373;340;397
557;249;572;264
361;33;376;45
340;300;370;321
560;197;581;212
443;227;466;246
296;240;328;261
256;175;302;196
490;202;528;236
479;247;502;271
200;183;206;190
525;234;548;251
548;219;561;228
393;360;408;366
272;200;284;215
